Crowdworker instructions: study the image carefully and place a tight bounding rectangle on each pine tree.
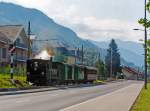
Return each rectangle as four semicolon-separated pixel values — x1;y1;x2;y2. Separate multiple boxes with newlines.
105;39;121;78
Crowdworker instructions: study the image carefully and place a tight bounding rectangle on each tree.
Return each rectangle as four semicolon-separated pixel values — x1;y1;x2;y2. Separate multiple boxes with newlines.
95;56;105;80
105;39;121;78
139;1;150;70
138;1;150;28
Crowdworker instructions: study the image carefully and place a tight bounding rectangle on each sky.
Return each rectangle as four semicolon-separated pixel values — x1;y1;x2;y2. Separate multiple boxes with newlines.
0;0;146;42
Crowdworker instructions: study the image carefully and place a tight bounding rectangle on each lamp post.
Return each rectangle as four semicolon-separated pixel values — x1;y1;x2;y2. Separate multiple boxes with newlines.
144;0;148;89
133;0;148;89
133;29;148;89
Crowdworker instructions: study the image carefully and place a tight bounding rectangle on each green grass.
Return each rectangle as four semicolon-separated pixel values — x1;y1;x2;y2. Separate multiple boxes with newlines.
0;74;29;88
93;80;105;84
131;83;150;111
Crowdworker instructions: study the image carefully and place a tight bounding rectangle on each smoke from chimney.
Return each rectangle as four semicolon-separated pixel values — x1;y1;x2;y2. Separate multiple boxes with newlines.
34;46;55;60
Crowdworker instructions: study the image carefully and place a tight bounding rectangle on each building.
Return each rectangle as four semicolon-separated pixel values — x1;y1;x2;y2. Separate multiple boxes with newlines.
0;30;10;68
0;25;29;73
67;48;82;65
122;67;144;80
33;38;82;65
54;47;82;65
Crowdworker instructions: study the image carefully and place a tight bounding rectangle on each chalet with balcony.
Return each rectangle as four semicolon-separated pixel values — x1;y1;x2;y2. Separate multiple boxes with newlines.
0;25;29;69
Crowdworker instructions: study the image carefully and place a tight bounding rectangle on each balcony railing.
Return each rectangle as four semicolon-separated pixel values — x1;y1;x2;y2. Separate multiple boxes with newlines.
15;42;28;50
14;55;27;62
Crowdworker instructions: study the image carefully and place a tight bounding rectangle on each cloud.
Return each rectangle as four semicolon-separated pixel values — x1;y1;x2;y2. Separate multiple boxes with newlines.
55;15;143;42
0;0;144;42
0;0;53;11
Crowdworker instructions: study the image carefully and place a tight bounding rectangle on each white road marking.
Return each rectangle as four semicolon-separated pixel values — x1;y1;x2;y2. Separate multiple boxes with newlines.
67;90;79;94
48;93;59;97
59;84;135;111
16;99;30;103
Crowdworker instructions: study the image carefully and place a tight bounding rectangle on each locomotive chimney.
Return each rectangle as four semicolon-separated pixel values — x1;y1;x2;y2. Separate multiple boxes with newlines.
50;57;53;62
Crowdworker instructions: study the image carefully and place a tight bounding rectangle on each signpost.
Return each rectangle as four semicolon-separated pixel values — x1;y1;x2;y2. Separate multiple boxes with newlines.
9;44;15;79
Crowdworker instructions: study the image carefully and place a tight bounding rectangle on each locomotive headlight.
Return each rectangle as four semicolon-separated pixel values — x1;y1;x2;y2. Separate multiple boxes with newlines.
41;72;45;76
27;72;30;75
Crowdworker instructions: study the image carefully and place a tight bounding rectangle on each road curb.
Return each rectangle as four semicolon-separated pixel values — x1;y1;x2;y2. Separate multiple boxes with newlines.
0;82;108;96
0;86;53;92
0;87;59;96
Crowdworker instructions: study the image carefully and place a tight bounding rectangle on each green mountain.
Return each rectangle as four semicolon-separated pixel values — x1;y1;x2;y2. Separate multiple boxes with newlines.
0;2;97;49
0;2;140;67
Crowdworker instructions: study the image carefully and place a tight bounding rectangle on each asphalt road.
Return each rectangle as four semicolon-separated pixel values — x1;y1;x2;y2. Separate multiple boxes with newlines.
0;80;138;111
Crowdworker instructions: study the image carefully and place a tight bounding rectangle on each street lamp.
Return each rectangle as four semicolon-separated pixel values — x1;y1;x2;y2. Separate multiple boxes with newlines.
133;29;144;31
144;0;148;89
133;28;148;89
133;0;148;89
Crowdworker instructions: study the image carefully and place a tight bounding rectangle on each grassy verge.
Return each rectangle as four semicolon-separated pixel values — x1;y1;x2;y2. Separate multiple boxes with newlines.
131;83;150;111
93;80;105;84
0;74;29;88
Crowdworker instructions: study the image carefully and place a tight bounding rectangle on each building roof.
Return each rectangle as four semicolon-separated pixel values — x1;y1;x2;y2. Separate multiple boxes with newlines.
0;32;10;44
123;67;144;76
0;25;24;42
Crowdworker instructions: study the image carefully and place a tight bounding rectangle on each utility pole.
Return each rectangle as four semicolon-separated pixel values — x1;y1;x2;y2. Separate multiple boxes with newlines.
82;45;84;65
98;51;101;80
27;21;31;59
77;48;80;64
75;47;77;64
144;0;148;89
110;48;113;78
98;52;101;62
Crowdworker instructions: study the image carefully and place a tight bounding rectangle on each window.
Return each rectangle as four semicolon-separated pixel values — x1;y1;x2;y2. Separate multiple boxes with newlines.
16;38;20;43
2;48;7;58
